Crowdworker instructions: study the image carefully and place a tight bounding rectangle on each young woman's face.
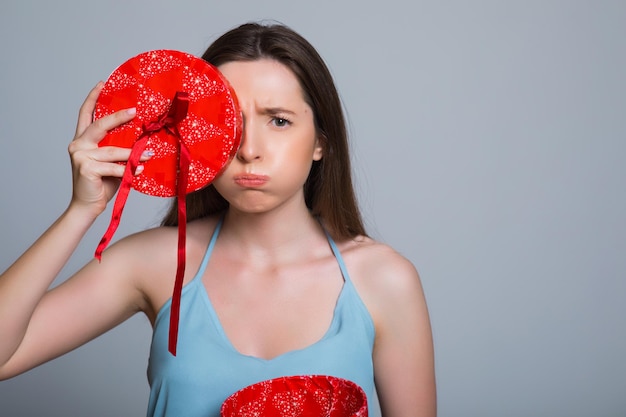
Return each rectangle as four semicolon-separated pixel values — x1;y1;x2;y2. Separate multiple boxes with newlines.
213;59;323;214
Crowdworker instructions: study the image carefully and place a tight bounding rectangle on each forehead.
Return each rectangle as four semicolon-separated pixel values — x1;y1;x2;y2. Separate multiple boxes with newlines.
218;59;306;106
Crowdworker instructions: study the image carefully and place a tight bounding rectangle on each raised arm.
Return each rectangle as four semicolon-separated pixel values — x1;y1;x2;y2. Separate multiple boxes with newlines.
0;83;149;379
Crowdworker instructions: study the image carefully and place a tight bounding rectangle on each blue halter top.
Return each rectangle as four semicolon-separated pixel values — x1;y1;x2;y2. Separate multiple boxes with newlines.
146;219;375;417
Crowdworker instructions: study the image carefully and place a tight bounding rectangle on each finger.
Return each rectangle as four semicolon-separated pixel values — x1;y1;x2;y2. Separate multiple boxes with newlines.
75;82;104;136
86;146;154;164
72;106;137;149
78;157;146;179
78;158;128;180
100;161;145;177
83;107;137;144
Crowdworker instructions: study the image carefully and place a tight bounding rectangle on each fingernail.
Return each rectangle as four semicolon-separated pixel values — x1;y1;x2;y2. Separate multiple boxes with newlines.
135;165;145;175
127;107;136;115
142;150;154;158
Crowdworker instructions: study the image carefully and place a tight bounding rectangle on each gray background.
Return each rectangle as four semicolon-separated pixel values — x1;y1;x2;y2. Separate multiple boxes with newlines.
1;1;625;416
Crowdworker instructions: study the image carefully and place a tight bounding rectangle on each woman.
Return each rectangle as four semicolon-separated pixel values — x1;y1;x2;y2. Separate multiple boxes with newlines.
0;22;436;416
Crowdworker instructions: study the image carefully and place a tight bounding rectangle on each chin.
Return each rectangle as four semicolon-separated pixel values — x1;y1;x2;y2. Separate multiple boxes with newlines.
227;199;275;215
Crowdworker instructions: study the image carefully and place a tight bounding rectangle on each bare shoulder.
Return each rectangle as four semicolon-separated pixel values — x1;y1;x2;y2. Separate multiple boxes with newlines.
110;214;220;266
338;236;436;415
338;236;424;309
336;235;431;343
103;215;221;321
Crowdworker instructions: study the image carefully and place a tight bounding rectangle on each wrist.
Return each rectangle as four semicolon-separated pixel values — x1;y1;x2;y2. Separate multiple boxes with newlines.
64;201;102;227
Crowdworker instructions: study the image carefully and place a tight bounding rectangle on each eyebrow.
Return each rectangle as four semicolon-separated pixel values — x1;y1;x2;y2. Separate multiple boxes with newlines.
259;107;297;116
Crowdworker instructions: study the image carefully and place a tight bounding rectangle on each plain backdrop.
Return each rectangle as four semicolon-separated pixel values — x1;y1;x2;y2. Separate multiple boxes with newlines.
1;1;625;416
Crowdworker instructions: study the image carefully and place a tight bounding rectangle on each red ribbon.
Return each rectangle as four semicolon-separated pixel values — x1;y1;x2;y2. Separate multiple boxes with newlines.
95;91;190;356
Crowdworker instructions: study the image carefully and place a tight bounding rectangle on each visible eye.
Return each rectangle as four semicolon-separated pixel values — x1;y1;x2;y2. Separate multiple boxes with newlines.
271;117;291;128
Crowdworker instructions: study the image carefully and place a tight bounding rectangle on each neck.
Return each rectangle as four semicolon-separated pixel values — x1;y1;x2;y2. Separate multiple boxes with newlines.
219;203;325;262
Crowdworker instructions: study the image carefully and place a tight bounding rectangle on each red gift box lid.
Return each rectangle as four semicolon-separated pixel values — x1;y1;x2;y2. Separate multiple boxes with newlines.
221;375;368;417
94;49;242;197
92;50;242;356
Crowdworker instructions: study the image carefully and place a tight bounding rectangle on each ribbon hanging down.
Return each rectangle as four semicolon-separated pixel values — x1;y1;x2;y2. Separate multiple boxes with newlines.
95;91;190;355
92;49;243;357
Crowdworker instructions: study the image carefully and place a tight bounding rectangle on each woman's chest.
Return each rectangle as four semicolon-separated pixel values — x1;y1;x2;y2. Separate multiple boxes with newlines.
203;258;345;360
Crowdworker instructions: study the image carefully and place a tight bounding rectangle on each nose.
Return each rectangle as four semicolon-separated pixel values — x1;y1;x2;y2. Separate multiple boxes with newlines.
236;119;262;162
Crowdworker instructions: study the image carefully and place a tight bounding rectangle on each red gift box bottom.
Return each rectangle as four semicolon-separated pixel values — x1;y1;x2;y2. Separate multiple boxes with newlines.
221;375;368;417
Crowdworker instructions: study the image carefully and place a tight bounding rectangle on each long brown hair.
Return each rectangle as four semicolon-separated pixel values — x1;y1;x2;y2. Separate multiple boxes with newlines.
161;22;366;240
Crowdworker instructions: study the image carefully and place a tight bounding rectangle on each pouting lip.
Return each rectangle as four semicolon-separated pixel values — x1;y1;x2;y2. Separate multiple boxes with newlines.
233;173;269;187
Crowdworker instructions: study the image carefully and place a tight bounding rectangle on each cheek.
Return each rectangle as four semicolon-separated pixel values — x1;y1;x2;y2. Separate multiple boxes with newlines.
212;165;234;193
273;142;316;174
277;129;320;162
